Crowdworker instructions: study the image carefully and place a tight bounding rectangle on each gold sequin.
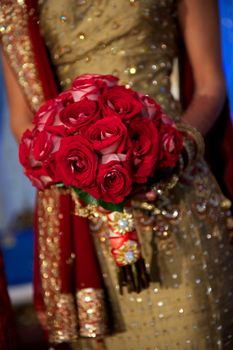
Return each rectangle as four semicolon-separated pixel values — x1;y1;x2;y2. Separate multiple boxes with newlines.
78;32;86;40
6;0;233;347
39;0;182;120
0;1;44;112
129;67;137;75
76;288;108;338
38;188;78;343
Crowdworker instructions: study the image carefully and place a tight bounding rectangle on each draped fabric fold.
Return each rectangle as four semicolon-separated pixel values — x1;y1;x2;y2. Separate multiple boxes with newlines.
2;1;233;348
0;0;108;343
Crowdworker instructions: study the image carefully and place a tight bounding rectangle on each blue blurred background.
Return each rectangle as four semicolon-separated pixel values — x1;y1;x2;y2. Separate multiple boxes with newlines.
0;0;232;302
0;58;35;301
219;0;233;119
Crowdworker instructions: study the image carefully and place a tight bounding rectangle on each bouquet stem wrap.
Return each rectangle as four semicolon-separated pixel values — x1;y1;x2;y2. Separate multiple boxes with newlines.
107;210;150;293
72;193;150;294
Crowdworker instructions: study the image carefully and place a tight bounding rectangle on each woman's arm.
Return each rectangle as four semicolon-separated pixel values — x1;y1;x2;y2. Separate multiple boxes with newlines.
178;0;226;136
2;52;33;143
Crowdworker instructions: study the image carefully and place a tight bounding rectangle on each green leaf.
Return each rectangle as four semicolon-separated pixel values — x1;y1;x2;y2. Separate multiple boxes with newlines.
72;187;125;212
97;198;125;212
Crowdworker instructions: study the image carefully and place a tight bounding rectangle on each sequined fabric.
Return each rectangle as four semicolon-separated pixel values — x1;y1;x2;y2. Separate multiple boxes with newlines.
37;0;233;348
0;0;44;112
91;163;233;349
37;188;78;343
39;0;181;120
76;288;108;338
37;188;108;343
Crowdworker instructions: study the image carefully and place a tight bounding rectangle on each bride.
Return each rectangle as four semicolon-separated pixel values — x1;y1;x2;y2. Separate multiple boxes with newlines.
1;0;233;349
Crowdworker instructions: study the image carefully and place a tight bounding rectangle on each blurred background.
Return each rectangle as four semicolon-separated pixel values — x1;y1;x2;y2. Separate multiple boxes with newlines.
0;1;232;349
219;0;233;120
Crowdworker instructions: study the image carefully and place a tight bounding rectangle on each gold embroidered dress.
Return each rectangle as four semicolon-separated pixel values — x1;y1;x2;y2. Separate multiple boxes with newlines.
1;0;233;349
39;1;233;348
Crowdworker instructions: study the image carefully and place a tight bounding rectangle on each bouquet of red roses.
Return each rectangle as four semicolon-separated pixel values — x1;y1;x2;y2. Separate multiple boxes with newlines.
19;74;184;292
20;74;183;207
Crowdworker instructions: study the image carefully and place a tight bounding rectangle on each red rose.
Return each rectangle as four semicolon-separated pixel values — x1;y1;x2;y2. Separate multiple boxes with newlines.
85;116;129;155
32;130;61;162
34;97;75;136
153;112;176;130
33;99;61;128
19;128;42;168
97;161;132;203
158;124;183;169
140;94;162;120
57;135;98;189
44;123;67;136
129;119;159;183
56;91;75;107
71;74;118;101
19;129;34;168
101;153;130;164
101;86;143;122
19;129;61;189
60;98;101;134
43;154;62;184
34;100;68;136
72;74;118;88
25;166;54;190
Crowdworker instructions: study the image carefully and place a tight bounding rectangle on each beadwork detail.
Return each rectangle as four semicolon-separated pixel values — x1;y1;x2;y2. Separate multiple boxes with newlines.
37;188;78;343
76;288;108;338
3;0;233;348
39;0;182;120
0;0;44;112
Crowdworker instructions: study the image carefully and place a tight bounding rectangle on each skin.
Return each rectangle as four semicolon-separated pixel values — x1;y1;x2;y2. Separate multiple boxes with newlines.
1;0;226;348
178;0;226;135
2;51;33;143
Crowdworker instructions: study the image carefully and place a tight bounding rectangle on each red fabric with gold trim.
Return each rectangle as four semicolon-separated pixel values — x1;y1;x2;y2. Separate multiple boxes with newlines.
21;0;106;340
25;0;58;101
25;0;103;285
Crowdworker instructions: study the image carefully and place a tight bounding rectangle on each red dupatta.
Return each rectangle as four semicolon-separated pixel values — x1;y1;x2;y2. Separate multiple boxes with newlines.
2;0;233;343
1;0;108;343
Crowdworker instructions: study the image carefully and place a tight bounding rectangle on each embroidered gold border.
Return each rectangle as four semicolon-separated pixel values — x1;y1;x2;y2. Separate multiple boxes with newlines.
76;288;108;338
0;0;44;112
38;188;78;343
